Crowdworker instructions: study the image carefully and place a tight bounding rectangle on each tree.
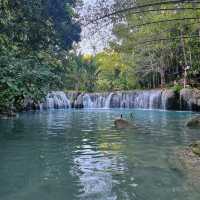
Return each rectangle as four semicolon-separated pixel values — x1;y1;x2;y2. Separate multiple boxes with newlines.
79;0;200;89
45;0;81;49
0;0;81;112
95;50;134;91
110;0;200;88
65;53;99;92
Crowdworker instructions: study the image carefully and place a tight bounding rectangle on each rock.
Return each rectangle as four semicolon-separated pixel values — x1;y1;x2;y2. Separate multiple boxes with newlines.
162;89;179;110
110;93;121;108
8;111;17;117
176;146;200;189
180;88;200;111
190;141;200;156
23;100;40;111
66;92;80;108
74;94;84;109
0;110;17;119
114;118;134;129
186;116;200;128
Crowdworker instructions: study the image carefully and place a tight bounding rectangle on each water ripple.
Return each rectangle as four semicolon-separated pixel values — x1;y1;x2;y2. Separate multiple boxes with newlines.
0;109;199;200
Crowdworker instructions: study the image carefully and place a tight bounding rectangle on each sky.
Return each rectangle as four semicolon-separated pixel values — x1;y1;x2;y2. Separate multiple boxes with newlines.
78;0;113;54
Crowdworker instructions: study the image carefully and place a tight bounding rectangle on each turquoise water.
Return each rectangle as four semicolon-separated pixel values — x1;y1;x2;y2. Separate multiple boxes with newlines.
0;109;200;200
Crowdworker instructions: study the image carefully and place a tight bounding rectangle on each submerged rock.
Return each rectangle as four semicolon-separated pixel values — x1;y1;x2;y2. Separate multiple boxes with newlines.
186;116;200;128
176;146;200;189
114;118;134;129
190;141;200;156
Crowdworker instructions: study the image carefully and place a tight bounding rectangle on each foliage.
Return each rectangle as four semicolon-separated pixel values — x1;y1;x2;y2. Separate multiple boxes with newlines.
109;0;200;89
63;50;140;92
65;53;99;92
2;0;200;111
95;50;133;91
77;1;200;91
45;0;81;49
0;50;62;111
171;84;183;94
0;0;81;112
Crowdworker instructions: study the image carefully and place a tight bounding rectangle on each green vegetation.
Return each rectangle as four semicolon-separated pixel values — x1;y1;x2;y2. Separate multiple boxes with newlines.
110;0;200;89
0;0;81;112
171;84;183;94
95;51;137;91
1;0;200;113
65;1;200;92
65;53;99;92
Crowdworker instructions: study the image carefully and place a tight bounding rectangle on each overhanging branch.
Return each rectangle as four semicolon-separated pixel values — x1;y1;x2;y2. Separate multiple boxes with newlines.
133;35;200;48
83;0;200;26
129;17;200;29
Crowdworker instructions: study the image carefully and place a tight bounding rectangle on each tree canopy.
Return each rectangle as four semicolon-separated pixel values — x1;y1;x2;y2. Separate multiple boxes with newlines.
79;0;200;90
0;0;81;112
2;0;200;112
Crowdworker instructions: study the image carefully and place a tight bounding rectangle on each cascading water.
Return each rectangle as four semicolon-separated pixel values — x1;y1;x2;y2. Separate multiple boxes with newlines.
161;91;168;110
40;91;71;110
24;89;192;111
149;90;162;109
104;93;114;108
82;93;111;109
133;91;150;108
83;94;94;108
79;90;166;110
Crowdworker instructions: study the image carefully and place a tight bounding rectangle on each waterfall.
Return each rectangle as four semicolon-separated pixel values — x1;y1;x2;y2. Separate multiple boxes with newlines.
81;93;113;109
25;89;181;111
40;91;71;110
161;91;168;110
149;90;162;109
104;93;113;108
134;91;150;108
78;90;167;110
83;94;93;108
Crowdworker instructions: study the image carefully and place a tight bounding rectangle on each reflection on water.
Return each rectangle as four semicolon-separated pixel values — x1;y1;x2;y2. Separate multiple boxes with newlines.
0;109;200;200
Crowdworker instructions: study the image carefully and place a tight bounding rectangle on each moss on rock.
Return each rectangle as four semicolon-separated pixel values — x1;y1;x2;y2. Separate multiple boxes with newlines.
186;116;200;128
190;141;200;156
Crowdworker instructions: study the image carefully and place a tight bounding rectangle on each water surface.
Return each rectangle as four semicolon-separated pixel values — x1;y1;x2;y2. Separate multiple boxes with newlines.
0;109;199;200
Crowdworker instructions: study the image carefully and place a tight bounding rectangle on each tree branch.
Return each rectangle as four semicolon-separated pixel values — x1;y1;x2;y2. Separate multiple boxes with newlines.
83;0;200;26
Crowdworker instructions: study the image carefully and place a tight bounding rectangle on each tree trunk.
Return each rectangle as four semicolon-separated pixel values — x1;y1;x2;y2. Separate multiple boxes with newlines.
180;29;187;66
160;55;165;88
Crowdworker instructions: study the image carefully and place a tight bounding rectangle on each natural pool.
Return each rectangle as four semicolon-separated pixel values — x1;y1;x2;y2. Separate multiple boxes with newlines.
0;109;199;200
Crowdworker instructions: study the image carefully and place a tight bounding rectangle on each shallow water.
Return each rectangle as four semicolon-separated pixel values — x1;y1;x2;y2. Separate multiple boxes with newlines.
0;109;200;200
